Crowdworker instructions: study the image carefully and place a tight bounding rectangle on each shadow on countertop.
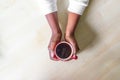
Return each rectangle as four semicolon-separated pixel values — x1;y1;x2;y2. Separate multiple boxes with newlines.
58;0;99;53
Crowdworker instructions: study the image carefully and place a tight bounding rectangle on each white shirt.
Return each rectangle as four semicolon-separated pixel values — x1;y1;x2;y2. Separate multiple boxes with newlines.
37;0;89;15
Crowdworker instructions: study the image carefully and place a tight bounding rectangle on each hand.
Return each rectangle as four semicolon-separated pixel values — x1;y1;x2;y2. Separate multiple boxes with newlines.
46;12;62;61
65;12;81;54
48;32;62;60
65;34;80;54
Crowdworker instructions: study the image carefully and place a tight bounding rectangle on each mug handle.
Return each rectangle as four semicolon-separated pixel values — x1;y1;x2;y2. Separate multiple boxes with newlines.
71;54;78;60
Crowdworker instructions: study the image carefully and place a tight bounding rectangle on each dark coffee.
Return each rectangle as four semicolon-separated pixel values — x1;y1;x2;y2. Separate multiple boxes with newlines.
56;43;72;59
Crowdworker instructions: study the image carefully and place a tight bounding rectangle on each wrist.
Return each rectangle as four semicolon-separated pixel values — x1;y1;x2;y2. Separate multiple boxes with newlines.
65;31;74;37
52;29;62;35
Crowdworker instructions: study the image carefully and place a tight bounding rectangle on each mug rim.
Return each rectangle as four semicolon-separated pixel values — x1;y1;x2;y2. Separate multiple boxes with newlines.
55;41;74;61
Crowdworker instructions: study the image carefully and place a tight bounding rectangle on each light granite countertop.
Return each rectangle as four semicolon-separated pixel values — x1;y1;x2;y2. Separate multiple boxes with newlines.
0;0;120;80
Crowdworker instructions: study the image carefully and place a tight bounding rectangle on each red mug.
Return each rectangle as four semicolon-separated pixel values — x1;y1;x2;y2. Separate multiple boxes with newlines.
54;41;78;61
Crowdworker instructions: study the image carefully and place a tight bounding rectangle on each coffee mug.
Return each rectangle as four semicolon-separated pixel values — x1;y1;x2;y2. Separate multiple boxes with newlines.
54;41;78;61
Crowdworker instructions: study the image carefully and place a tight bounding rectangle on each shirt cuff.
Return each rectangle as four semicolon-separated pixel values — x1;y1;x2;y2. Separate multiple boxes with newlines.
38;0;57;15
68;0;89;15
43;3;57;15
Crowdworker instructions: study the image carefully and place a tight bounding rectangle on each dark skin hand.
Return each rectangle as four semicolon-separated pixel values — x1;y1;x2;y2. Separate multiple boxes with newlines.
46;12;62;60
65;12;80;54
46;11;80;60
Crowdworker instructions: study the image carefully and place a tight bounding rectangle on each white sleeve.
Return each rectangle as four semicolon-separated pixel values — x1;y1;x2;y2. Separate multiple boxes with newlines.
68;0;89;15
37;0;57;15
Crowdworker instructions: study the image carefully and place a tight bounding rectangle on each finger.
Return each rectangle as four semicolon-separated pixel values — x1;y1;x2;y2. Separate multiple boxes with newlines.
73;44;77;54
68;40;79;54
48;41;57;51
49;50;59;61
49;50;54;57
66;39;76;53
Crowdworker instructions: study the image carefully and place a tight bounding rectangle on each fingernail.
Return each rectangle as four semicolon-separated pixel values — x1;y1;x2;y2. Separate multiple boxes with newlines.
50;50;54;57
